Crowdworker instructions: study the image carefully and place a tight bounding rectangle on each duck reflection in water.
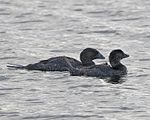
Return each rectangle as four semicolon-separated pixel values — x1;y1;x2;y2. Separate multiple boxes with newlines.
104;75;127;84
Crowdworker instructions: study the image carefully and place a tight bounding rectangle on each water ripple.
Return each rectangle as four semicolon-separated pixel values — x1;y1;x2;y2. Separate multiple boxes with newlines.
0;1;11;5
0;13;11;15
122;87;138;90
73;4;84;6
0;112;19;117
124;17;143;21
139;58;150;61
0;87;22;91
0;57;18;60
0;9;5;11
44;14;53;17
0;31;6;34
112;17;142;21
78;30;117;34
13;20;44;24
23;114;103;119
87;11;108;14
73;8;83;11
0;76;9;81
19;28;34;31
15;13;33;18
135;74;149;77
0;93;9;96
68;84;93;89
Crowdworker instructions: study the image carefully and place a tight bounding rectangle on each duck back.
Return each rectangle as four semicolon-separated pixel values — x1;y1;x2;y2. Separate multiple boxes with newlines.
70;64;127;77
25;56;82;71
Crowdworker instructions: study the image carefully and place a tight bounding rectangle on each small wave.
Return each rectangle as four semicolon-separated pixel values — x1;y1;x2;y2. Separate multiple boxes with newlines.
0;57;18;60
135;74;149;77
111;19;124;21
0;13;11;15
98;106;134;110
69;84;110;90
38;5;46;8
73;4;84;6
28;89;40;92
93;85;107;87
13;20;44;24
0;31;6;34
0;76;9;81
120;107;134;110
78;30;116;34
111;17;141;21
69;84;92;89
66;29;74;32
73;8;83;11
87;11;107;14
44;14;53;17
0;1;10;5
25;99;40;102
135;114;150;118
0;111;19;117
0;87;22;91
122;87;138;90
0;112;19;114
26;78;41;81
142;67;150;70
15;13;33;18
19;28;34;31
92;30;116;34
124;17;142;21
0;8;5;11
112;17;142;21
0;93;9;96
139;59;150;61
23;114;103;119
50;50;66;53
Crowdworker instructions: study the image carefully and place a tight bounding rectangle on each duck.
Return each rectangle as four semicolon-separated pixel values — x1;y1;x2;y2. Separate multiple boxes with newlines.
65;49;129;77
7;48;105;71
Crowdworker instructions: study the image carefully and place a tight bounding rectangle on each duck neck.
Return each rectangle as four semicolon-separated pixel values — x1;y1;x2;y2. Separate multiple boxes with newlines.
110;59;127;74
81;59;95;66
110;59;123;69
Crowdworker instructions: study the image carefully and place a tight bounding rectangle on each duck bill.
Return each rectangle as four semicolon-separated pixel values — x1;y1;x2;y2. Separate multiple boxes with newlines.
123;53;129;58
95;53;105;59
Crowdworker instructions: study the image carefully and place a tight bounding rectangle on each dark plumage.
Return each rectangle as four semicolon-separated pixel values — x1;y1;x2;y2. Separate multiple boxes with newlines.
66;49;129;77
7;48;105;71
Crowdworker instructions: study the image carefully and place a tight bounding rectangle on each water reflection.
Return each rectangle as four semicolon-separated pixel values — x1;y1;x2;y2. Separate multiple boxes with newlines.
104;75;126;84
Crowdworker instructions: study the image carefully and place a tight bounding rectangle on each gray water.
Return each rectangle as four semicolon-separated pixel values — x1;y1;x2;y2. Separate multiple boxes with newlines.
0;0;150;120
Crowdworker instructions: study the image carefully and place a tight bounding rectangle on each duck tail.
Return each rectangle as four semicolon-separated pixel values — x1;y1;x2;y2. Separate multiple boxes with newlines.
7;63;25;69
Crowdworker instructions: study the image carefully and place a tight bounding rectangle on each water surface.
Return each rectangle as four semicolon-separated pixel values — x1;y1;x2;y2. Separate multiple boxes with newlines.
0;0;150;120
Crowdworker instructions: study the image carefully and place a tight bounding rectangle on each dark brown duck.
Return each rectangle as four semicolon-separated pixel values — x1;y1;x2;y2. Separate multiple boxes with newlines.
66;49;129;77
7;48;105;71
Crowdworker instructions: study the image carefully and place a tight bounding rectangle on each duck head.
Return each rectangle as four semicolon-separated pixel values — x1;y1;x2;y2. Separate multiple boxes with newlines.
109;49;129;68
80;48;105;66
